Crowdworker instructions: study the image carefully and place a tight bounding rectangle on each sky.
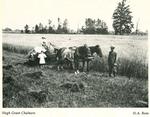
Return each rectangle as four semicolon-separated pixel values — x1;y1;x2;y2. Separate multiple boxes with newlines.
2;0;149;31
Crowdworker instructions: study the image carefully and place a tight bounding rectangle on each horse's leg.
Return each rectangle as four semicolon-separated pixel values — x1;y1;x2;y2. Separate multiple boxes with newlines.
74;57;78;70
73;61;75;70
61;59;64;70
57;58;62;71
87;60;89;72
57;65;60;71
70;60;74;70
82;60;85;72
74;61;79;74
57;60;60;70
77;59;79;71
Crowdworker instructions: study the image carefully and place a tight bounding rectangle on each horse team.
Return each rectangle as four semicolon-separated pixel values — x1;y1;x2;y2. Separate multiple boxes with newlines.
56;44;103;72
28;37;117;77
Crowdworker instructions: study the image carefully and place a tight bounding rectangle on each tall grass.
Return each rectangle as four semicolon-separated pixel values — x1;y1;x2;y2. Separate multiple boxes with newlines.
117;57;148;79
3;43;32;54
89;55;148;79
3;43;148;79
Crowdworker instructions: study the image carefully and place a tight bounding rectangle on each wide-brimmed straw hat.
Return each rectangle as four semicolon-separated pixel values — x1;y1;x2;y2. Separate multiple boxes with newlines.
110;46;115;49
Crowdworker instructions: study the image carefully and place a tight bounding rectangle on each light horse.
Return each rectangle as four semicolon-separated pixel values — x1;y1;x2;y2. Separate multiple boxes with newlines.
56;47;76;70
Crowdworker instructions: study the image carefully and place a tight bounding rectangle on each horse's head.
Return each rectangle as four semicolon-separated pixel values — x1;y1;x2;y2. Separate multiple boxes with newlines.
95;45;99;48
94;45;103;57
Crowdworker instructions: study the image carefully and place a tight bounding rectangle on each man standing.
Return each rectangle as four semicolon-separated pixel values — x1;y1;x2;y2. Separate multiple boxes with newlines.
82;44;91;72
83;44;91;58
108;46;117;77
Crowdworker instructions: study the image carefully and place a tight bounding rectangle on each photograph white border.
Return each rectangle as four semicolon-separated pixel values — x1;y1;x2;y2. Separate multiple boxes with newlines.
0;0;149;117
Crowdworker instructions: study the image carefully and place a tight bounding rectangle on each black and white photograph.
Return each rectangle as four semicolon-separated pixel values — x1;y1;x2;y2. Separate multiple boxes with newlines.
1;0;149;116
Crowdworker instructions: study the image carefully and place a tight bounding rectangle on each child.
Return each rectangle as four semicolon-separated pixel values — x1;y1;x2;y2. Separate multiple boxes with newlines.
112;63;118;77
28;49;37;61
38;51;47;68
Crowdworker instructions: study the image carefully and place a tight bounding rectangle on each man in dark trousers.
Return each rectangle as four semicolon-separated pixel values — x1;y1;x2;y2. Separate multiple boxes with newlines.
74;44;91;72
108;46;117;77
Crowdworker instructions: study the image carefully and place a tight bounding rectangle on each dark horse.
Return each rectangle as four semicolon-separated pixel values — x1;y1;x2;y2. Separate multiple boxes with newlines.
89;45;103;57
74;44;103;72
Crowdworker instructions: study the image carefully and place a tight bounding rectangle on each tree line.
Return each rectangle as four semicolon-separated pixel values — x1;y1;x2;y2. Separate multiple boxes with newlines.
29;18;69;34
5;0;148;35
24;18;109;34
24;0;135;35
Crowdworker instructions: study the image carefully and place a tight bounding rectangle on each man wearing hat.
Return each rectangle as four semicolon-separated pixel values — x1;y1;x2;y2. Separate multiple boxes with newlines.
41;37;47;45
108;46;117;77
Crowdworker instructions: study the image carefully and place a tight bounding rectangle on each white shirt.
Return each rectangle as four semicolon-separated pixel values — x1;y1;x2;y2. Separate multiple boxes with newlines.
48;42;55;53
38;53;47;64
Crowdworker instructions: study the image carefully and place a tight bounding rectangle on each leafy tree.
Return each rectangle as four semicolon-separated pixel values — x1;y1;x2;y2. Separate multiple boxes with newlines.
30;27;34;33
85;18;96;34
56;18;63;33
112;0;134;35
48;19;55;33
62;19;69;33
35;24;39;33
43;26;48;33
38;23;43;33
81;18;108;34
95;19;102;29
3;27;12;32
24;24;30;33
95;19;108;34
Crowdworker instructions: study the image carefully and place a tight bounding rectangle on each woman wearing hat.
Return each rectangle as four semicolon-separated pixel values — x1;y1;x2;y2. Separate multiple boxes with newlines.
108;46;117;77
